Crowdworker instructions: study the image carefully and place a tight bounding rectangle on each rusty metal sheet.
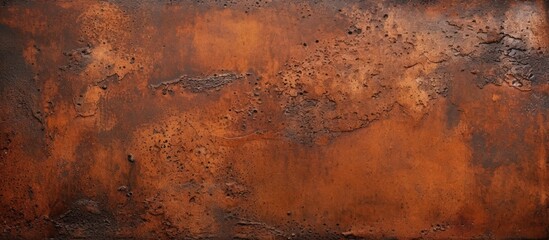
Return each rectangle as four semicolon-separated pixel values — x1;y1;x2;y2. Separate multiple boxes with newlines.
0;0;548;239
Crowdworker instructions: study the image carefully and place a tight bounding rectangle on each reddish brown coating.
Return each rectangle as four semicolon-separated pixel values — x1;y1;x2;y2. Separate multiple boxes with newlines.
0;1;548;239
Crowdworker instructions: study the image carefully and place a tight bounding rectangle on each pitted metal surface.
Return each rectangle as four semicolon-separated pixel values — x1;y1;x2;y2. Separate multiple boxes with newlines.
0;1;548;239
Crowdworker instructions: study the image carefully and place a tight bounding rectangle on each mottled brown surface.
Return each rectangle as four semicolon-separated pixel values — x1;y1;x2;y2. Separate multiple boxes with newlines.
1;0;548;239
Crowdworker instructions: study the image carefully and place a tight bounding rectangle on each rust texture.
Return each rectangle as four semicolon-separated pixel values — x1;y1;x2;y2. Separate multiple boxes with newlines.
1;0;548;239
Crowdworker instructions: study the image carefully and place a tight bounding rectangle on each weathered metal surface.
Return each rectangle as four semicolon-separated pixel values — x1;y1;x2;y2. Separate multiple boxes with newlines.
0;0;548;239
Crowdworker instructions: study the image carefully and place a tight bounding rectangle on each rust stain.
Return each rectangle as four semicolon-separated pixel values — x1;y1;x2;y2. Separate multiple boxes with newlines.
0;0;548;239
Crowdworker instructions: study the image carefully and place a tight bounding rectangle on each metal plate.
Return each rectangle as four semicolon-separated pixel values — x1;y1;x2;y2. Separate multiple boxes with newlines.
0;1;548;239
